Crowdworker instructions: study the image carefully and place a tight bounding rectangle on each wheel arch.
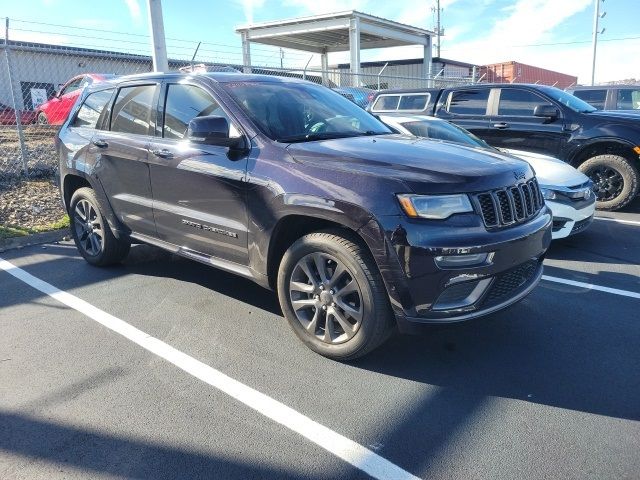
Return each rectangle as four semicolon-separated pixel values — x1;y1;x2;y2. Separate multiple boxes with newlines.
569;138;640;168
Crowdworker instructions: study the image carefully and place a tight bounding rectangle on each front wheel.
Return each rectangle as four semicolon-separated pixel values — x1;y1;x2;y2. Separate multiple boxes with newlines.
277;229;394;361
69;187;130;266
579;154;639;211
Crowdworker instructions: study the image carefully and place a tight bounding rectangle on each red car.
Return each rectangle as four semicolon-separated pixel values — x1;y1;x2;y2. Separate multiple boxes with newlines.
0;102;36;125
36;73;115;125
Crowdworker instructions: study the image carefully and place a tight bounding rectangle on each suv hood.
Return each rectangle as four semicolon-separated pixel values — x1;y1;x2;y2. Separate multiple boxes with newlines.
585;110;640;123
502;149;590;188
286;135;534;194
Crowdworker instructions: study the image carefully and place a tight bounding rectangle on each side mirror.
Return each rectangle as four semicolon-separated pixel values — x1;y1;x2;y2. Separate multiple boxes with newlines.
533;104;559;119
187;115;245;149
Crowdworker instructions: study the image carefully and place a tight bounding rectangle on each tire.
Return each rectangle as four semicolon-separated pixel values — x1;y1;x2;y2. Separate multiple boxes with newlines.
69;187;130;266
578;154;639;211
277;229;394;361
37;112;48;125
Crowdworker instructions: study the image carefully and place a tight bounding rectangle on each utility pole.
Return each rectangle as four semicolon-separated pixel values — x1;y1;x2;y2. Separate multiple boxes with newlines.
591;0;606;86
280;48;284;69
147;0;168;72
432;0;442;58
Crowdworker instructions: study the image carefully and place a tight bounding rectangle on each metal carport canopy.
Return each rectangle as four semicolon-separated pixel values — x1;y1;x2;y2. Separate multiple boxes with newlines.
235;10;434;77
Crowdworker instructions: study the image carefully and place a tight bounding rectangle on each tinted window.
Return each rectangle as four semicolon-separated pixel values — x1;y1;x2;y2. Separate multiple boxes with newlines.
398;94;429;111
372;95;400;111
572;89;606;109
498;89;552;116
163;84;229;139
448;89;489;115
72;89;114;129
617;89;640;110
110;85;156;135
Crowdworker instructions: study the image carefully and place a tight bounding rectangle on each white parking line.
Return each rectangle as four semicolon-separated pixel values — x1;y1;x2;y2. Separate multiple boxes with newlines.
595;216;640;227
542;275;640;299
0;257;419;480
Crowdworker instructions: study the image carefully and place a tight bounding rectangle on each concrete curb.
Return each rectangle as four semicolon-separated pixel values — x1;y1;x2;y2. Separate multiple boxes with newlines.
0;228;70;253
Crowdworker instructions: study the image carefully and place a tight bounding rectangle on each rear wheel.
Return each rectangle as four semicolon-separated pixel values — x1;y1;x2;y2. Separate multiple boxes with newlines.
37;112;48;125
69;187;130;266
277;229;394;361
579;154;639;211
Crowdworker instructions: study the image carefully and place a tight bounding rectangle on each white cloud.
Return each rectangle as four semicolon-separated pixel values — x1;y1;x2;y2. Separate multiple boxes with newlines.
124;0;142;21
235;0;267;24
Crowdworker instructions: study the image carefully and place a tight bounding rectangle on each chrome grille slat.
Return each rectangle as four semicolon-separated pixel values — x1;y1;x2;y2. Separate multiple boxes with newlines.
475;178;544;229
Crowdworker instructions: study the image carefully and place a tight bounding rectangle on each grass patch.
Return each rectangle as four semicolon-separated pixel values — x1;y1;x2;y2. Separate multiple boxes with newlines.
0;214;69;240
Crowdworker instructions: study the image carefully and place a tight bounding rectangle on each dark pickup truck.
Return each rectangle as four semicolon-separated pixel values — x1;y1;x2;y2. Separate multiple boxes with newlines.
369;84;640;210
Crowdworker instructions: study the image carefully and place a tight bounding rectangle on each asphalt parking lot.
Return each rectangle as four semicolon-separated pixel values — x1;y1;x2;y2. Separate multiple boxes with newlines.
1;205;639;480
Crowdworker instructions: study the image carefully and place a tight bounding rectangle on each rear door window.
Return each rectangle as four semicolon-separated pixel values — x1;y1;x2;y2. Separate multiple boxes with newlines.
572;89;607;109
372;93;430;112
447;89;490;115
72;89;114;129
617;89;640;110
110;84;156;136
497;89;553;116
398;94;429;111
163;83;229;139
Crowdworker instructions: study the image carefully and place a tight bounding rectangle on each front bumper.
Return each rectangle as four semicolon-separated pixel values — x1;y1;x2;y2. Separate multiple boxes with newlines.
547;197;596;239
368;208;552;333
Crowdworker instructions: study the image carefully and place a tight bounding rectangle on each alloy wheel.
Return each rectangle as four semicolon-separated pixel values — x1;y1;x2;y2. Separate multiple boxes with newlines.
588;166;624;201
73;199;104;256
289;252;364;344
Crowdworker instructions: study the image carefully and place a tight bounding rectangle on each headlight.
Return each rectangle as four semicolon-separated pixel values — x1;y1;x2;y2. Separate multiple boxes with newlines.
397;194;473;219
540;187;557;200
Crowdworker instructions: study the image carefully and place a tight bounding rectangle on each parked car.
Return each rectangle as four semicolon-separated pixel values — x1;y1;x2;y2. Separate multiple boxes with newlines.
36;73;116;125
0;102;36;125
369;84;640;211
332;87;376;109
57;72;551;360
379;114;595;239
566;85;640;113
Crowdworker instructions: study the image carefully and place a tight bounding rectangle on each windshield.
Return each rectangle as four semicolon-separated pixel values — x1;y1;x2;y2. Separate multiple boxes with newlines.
538;86;597;113
222;81;391;142
400;119;494;149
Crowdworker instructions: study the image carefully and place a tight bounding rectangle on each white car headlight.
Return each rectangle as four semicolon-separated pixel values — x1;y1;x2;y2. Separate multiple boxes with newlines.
397;194;473;219
540;187;557;200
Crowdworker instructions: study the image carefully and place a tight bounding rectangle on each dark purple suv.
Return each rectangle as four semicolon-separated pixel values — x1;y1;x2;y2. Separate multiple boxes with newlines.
56;72;552;360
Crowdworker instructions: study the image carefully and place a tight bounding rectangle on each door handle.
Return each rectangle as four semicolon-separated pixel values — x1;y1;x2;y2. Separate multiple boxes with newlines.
152;149;174;159
92;139;108;148
492;122;510;129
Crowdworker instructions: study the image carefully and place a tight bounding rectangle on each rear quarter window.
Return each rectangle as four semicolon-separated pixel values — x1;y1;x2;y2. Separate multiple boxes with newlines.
71;89;114;129
372;93;430;112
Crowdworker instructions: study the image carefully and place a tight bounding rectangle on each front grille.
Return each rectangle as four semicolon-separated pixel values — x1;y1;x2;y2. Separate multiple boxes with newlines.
482;260;539;307
474;179;544;229
570;215;594;234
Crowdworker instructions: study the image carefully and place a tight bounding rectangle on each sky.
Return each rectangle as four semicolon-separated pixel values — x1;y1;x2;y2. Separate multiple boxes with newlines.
1;0;638;84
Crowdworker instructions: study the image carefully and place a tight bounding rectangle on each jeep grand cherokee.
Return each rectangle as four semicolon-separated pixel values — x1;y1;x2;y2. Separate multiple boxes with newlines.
57;73;552;360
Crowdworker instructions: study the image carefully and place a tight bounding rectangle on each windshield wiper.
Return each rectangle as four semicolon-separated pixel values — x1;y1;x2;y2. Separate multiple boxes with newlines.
277;131;385;143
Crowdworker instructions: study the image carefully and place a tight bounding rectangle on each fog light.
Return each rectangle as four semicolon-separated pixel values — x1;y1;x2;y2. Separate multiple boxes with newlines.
434;252;490;268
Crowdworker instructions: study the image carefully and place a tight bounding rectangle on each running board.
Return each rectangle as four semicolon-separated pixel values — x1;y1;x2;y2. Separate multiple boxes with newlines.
130;233;254;279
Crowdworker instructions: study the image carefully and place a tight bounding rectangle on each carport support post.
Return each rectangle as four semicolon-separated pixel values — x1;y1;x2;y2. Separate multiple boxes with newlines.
241;31;252;74
3;18;28;175
146;0;169;72
348;17;361;87
320;49;329;86
423;35;433;88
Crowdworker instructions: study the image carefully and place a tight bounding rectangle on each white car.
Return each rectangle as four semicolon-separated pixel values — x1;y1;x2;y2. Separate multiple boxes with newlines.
379;115;596;239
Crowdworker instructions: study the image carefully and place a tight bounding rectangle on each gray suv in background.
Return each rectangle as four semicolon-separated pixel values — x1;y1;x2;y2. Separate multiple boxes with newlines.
567;85;640;113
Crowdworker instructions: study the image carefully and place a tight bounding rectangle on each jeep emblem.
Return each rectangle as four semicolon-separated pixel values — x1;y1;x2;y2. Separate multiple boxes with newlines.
514;170;526;180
